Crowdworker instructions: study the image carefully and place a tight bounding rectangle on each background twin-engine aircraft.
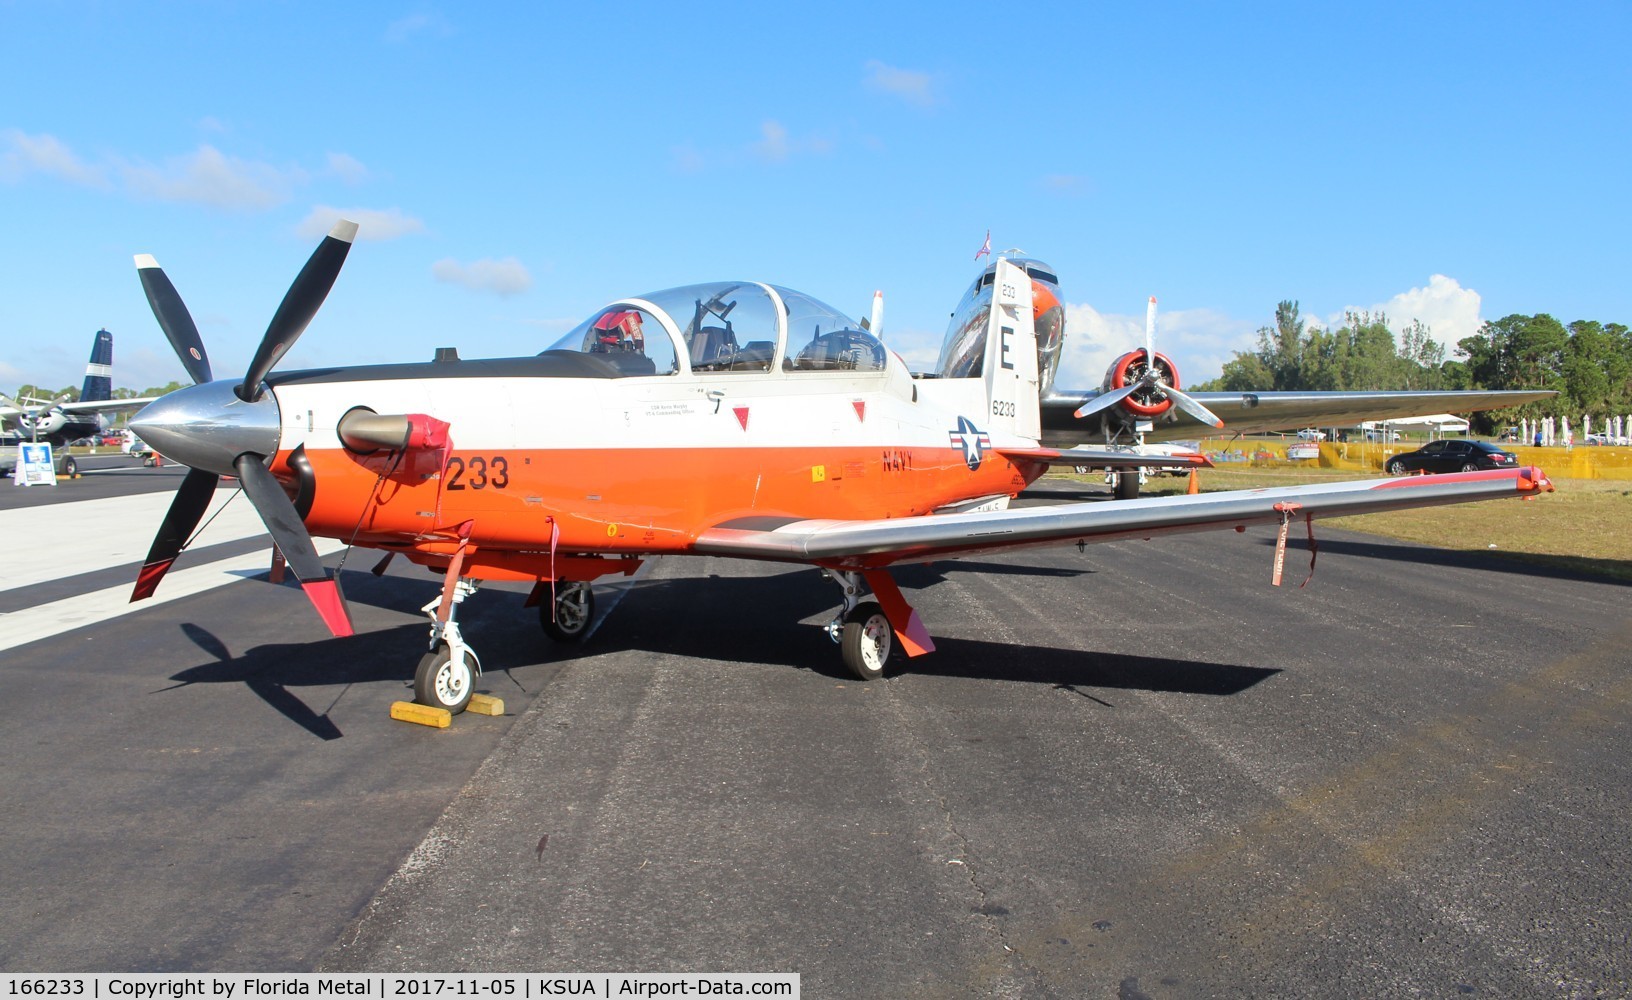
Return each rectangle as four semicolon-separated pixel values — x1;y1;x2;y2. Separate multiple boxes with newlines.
127;222;1554;711
2;329;154;446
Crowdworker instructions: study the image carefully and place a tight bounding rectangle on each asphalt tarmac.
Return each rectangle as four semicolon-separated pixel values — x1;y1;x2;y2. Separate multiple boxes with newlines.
1;473;1627;998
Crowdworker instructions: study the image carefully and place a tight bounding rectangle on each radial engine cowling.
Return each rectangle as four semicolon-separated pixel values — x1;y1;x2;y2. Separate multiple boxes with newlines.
1102;350;1182;418
19;411;68;437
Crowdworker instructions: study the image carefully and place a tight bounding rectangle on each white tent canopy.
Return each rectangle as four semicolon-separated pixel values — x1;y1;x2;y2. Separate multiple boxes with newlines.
1359;413;1469;432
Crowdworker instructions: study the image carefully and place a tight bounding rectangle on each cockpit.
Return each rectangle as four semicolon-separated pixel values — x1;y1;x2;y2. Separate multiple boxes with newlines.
544;281;887;378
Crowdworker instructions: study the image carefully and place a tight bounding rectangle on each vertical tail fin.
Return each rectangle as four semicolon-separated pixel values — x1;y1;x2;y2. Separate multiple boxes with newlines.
80;328;114;402
981;259;1041;440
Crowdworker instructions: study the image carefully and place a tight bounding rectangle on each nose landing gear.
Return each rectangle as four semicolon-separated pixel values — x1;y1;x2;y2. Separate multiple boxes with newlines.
414;579;482;714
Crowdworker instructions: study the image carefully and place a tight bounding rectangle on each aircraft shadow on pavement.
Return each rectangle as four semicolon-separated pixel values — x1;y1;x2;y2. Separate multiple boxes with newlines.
902;637;1278;698
161;568;553;739
166;622;427;740
561;569;1276;695
1265;535;1630;587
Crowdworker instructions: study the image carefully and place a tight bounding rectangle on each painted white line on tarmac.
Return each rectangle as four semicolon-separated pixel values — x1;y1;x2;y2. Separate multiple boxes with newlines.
0;536;347;649
1;490;270;592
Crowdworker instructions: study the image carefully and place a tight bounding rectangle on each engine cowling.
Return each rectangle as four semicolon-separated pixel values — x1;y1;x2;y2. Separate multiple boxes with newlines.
19;411;69;437
1103;350;1182;418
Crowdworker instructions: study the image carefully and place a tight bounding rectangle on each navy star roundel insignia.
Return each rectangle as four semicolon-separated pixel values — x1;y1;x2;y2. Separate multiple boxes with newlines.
948;416;992;471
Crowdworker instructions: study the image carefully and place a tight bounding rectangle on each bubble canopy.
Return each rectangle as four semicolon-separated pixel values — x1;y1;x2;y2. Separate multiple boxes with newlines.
545;281;885;376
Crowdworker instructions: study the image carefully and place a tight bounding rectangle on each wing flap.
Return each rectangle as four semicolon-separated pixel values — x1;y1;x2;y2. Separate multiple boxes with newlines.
695;467;1552;568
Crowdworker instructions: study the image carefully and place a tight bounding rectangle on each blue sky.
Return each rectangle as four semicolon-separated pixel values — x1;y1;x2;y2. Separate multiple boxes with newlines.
3;2;1629;395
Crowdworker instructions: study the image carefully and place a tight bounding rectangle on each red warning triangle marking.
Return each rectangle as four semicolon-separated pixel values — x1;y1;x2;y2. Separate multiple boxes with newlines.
734;406;750;430
852;400;866;422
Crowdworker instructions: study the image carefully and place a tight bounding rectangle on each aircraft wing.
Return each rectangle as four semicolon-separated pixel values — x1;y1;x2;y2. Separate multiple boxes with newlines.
694;467;1551;569
1042;389;1556;443
58;397;157;414
0;397;156;418
998;446;1212;469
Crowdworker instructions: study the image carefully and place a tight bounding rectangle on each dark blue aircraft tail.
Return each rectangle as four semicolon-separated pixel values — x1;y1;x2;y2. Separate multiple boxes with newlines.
80;328;113;402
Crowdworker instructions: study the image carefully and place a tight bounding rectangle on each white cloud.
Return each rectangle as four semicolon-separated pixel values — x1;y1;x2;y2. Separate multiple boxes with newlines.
325;152;369;184
864;59;937;108
671;142;706;173
432;257;532;297
680;122;834;170
119;144;300;210
4;133;392;217
1059;301;1258;388
385;10;453;43
749;120;832;164
1041;173;1090;196
298;205;425;241
1345;274;1484;346
753;120;792;163
0;129;109;188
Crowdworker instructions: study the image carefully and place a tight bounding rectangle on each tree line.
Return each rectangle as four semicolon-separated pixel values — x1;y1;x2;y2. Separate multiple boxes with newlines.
1192;302;1631;432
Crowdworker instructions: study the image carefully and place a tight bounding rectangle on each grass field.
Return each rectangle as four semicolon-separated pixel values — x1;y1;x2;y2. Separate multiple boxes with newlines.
1053;466;1632;581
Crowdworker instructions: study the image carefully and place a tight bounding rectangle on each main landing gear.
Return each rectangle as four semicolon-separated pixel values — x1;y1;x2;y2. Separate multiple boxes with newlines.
539;581;595;642
414;579;481;714
824;571;893;681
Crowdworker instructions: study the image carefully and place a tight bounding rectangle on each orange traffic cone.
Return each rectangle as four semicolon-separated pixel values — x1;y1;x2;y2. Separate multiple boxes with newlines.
1186;468;1200;494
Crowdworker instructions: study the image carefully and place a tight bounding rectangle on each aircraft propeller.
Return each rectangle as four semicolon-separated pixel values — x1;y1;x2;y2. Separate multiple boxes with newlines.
1073;296;1225;429
0;391;72;439
128;220;359;637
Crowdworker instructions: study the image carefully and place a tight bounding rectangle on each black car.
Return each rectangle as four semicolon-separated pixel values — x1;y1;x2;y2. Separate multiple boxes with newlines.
1384;439;1518;475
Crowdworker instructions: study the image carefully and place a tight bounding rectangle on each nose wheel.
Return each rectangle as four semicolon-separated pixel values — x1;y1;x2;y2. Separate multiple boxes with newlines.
415;643;476;713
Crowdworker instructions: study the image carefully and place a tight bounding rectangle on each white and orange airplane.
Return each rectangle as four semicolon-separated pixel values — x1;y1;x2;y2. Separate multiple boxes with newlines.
128;222;1555;712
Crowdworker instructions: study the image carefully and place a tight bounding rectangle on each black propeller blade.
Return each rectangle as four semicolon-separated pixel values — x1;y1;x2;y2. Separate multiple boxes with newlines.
129;219;359;639
239;219;358;402
135;255;213;385
131;467;220;600
235;453;354;637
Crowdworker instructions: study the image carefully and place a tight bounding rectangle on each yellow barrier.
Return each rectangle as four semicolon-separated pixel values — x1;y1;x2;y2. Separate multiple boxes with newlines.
1196;439;1632;479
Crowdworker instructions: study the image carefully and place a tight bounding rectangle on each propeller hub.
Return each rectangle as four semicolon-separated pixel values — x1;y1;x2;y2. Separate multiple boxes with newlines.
130;380;281;476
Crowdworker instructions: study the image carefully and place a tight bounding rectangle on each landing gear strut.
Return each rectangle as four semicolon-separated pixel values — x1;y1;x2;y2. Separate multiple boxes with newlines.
1104;418;1148;501
824;571;893;681
1112;470;1142;500
414;579;482;714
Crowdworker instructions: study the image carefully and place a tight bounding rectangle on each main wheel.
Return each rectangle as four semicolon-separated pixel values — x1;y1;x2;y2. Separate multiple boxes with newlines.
1114;471;1140;500
60;456;77;477
841;601;893;681
1386;459;1406;475
539;582;595;642
414;643;474;714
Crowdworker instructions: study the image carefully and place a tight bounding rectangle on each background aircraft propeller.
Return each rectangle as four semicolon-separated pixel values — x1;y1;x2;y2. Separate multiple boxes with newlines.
128;220;359;638
1074;296;1225;429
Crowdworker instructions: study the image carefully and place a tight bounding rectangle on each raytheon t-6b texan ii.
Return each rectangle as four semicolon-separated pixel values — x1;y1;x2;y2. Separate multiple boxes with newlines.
127;223;1554;712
